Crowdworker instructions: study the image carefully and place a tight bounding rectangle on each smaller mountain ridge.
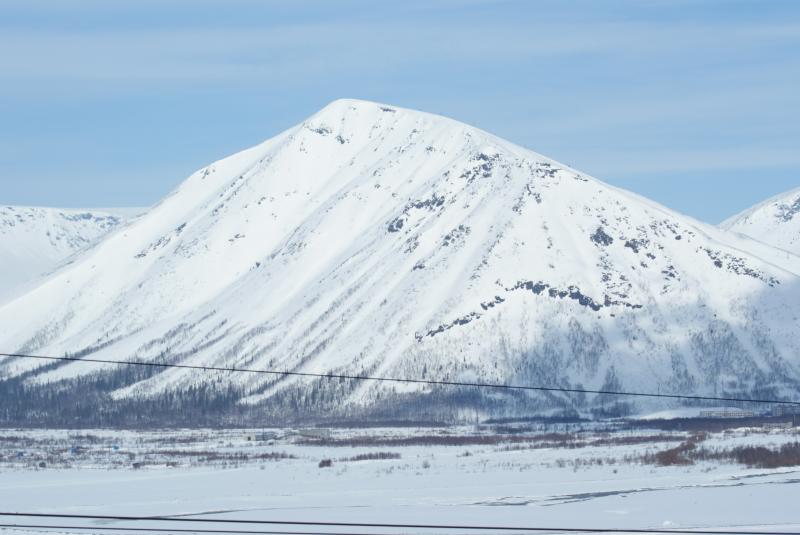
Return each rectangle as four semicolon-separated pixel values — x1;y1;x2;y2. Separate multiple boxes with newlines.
0;206;132;302
722;186;800;256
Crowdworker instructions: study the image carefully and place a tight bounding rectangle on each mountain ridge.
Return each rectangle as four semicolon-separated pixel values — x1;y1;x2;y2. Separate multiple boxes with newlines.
721;186;800;256
0;205;134;303
1;99;799;424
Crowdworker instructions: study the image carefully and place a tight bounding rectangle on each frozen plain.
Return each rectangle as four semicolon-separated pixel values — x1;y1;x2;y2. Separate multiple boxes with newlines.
1;424;799;535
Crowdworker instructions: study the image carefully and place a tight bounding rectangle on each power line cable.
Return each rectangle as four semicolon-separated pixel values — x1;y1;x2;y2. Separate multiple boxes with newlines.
0;522;429;535
1;352;799;407
2;513;799;535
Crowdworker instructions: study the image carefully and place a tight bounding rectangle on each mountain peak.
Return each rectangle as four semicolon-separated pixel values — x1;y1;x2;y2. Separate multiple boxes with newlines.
307;98;406;126
315;98;410;116
307;98;480;141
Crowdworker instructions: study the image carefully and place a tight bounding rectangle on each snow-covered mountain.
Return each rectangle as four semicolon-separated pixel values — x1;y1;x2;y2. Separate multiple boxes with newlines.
0;206;132;303
722;187;800;256
2;100;799;423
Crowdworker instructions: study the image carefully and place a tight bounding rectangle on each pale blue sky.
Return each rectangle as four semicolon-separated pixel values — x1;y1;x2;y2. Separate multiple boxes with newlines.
0;0;798;222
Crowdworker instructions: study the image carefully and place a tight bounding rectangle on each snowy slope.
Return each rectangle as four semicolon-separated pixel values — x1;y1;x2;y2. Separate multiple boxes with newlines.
1;100;799;419
0;206;131;303
721;187;800;256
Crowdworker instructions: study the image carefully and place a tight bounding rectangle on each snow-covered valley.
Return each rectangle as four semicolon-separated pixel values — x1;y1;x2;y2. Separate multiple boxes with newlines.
1;423;799;535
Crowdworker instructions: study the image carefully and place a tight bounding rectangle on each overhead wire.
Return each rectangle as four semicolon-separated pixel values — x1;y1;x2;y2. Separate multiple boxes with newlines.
0;524;419;535
1;352;799;407
1;513;799;535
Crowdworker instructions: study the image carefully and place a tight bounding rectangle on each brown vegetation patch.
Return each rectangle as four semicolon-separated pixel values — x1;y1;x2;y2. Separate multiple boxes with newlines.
339;452;401;462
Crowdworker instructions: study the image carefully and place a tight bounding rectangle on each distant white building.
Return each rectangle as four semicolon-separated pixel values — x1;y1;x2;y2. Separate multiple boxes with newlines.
762;422;793;430
297;428;332;439
699;410;755;419
771;406;800;417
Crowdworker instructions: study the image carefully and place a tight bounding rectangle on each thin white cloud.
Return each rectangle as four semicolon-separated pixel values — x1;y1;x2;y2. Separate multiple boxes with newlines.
0;18;797;85
580;146;800;177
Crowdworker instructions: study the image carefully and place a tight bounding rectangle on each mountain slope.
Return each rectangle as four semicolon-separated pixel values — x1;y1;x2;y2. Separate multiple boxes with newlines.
0;206;130;303
722;187;800;256
1;100;799;423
